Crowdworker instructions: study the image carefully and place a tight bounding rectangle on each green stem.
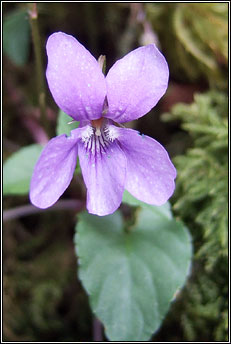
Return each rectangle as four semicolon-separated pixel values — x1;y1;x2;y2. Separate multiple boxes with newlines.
28;3;49;135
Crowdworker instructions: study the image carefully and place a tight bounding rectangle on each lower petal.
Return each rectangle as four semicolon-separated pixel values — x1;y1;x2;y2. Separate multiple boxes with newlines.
78;139;126;216
30;134;78;208
117;128;177;205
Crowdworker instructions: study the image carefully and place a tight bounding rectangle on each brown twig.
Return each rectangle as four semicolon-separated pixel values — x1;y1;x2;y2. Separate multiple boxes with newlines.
3;199;85;222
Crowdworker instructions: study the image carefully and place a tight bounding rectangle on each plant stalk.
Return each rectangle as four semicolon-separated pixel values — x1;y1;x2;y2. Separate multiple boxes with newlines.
28;3;50;135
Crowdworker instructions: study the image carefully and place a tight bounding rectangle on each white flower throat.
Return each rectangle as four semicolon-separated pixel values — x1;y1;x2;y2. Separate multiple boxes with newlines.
81;118;119;155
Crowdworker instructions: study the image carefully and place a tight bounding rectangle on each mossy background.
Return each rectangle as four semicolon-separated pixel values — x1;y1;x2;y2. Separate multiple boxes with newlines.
3;2;228;342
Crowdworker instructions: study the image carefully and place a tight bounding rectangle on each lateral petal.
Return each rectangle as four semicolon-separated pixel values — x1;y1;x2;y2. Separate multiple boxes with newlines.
117;127;176;205
30;134;78;208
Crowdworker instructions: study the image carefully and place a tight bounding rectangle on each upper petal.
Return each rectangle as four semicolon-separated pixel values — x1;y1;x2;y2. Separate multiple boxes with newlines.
117;127;176;205
78;133;127;216
30;134;78;208
105;44;169;123
46;32;106;121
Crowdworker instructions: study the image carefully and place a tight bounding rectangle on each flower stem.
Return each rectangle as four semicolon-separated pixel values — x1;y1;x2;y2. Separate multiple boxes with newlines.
28;3;50;136
93;317;103;341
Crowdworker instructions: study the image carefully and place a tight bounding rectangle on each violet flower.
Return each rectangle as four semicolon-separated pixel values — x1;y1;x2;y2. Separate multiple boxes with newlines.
30;32;176;216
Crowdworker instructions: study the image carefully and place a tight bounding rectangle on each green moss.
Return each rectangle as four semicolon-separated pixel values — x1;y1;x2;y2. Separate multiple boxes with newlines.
161;90;228;341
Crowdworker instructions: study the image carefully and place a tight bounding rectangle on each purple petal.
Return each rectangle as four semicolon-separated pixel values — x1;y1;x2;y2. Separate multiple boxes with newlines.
78;139;126;216
117;128;176;205
46;32;106;121
105;44;169;123
30;134;78;208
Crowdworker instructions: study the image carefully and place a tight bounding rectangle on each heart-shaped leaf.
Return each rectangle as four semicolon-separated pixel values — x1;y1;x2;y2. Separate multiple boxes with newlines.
75;206;192;341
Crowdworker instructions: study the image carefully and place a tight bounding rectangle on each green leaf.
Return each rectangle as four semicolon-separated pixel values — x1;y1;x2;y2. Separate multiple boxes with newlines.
122;189;172;219
56;110;81;174
3;9;30;66
75;209;192;341
3;144;43;195
56;110;79;136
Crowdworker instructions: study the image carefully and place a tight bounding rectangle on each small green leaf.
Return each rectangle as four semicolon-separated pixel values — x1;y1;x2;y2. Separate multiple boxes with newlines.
56;110;79;136
3;144;43;195
56;110;81;174
3;9;30;66
75;208;192;341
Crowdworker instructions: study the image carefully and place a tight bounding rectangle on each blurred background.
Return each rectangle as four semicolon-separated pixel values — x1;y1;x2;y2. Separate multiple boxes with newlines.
3;2;228;341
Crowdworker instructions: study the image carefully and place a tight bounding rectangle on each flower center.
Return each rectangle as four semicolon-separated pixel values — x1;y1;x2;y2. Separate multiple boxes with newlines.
81;118;119;155
91;118;103;136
